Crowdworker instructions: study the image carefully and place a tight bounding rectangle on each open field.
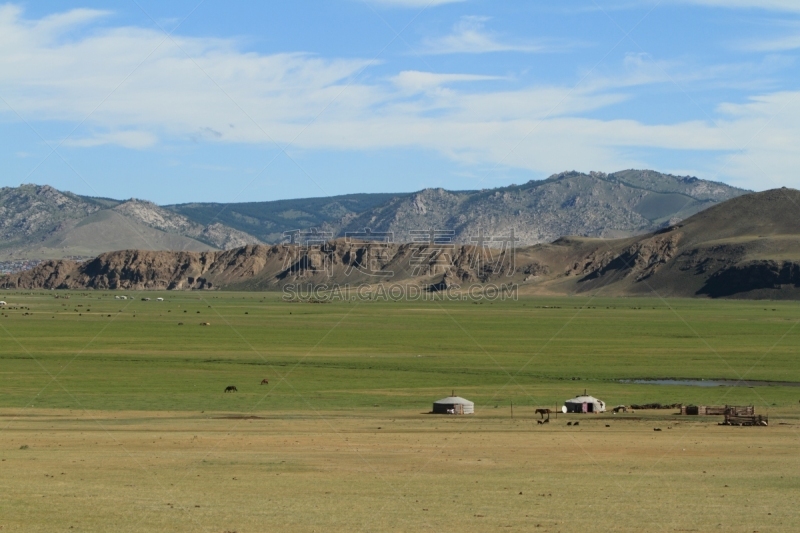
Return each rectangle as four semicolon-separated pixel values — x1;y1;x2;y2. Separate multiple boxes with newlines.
1;291;799;531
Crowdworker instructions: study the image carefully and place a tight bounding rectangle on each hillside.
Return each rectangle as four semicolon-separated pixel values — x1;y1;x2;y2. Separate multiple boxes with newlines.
0;185;262;260
0;170;745;261
166;170;746;245
557;187;800;299
4;188;800;299
335;170;745;245
166;193;401;244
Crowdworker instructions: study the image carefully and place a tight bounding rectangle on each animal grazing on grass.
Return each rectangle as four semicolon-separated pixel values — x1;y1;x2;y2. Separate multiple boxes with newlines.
260;379;269;385
567;422;572;426
224;385;238;393
573;421;579;426
200;322;211;326
537;420;543;425
653;428;662;431
535;408;551;419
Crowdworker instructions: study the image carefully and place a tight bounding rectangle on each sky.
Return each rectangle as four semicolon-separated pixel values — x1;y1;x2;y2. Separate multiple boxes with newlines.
1;1;799;204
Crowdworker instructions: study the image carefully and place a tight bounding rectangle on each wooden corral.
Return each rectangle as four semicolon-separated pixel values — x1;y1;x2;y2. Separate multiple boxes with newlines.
682;405;754;416
725;405;755;416
681;405;728;415
721;406;765;426
722;414;768;426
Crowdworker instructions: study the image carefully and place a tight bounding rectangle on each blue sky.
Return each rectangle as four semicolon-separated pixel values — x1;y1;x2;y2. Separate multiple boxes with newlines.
1;1;799;204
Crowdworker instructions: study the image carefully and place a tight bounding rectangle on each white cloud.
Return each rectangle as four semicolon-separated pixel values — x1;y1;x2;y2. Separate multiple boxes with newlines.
677;0;800;12
63;131;158;149
749;36;800;51
420;16;551;54
2;5;800;190
740;29;800;52
391;71;505;93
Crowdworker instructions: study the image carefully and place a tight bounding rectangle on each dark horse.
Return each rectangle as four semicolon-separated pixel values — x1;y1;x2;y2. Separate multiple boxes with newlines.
224;385;238;393
260;379;269;385
535;408;551;419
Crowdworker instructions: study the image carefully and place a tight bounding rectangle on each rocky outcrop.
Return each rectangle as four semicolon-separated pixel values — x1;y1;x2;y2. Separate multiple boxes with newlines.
0;185;101;246
113;200;262;249
336;170;746;246
697;261;800;297
0;241;523;291
0;186;262;260
574;232;681;283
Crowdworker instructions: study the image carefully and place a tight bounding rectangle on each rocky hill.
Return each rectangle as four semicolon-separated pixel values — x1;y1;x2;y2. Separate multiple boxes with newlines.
166;170;745;245
0;170;745;262
556;187;800;299
111;199;261;250
4;188;800;299
0;185;103;250
333;170;746;245
166;193;400;244
0;185;262;260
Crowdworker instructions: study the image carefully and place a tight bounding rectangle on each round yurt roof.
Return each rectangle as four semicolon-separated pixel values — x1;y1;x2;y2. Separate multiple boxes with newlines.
565;395;604;404
434;396;474;406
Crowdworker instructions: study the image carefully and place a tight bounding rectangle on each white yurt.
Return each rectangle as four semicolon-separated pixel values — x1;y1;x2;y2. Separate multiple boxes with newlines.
433;395;475;415
563;393;606;413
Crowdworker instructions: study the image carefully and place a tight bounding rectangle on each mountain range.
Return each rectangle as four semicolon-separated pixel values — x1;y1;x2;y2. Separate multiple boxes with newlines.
0;170;745;263
0;185;260;262
169;169;746;245
5;187;800;299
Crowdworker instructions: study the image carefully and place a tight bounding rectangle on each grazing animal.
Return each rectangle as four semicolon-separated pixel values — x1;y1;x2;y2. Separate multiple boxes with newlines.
260;379;269;385
224;385;238;393
535;408;551;419
537;420;543;425
200;322;211;326
653;428;662;431
567;422;572;426
573;421;579;426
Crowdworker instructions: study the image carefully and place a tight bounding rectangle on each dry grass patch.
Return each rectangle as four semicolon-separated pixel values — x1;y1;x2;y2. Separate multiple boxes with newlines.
0;409;798;532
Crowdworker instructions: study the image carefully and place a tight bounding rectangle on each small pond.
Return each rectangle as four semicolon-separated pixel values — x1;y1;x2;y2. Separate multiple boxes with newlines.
618;379;800;388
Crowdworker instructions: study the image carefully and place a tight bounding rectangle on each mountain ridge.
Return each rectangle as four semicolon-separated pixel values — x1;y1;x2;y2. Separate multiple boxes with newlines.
0;185;263;261
0;169;747;261
4;188;798;300
168;169;746;245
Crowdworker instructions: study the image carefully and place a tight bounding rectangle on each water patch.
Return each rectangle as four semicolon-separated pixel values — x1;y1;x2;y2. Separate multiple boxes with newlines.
618;379;800;388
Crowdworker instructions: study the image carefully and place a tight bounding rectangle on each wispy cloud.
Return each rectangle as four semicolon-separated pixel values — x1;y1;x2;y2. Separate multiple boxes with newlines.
419;16;554;54
676;0;800;12
2;5;800;190
740;28;800;52
391;71;506;93
63;131;158;149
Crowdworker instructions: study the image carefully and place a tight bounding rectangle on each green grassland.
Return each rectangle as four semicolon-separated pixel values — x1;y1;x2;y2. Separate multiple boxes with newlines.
1;291;799;412
2;291;800;532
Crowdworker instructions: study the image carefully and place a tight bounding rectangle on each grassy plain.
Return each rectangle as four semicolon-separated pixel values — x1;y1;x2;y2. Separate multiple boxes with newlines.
1;291;799;532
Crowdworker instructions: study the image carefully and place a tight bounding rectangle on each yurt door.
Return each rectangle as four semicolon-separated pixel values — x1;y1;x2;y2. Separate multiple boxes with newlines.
582;402;588;413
